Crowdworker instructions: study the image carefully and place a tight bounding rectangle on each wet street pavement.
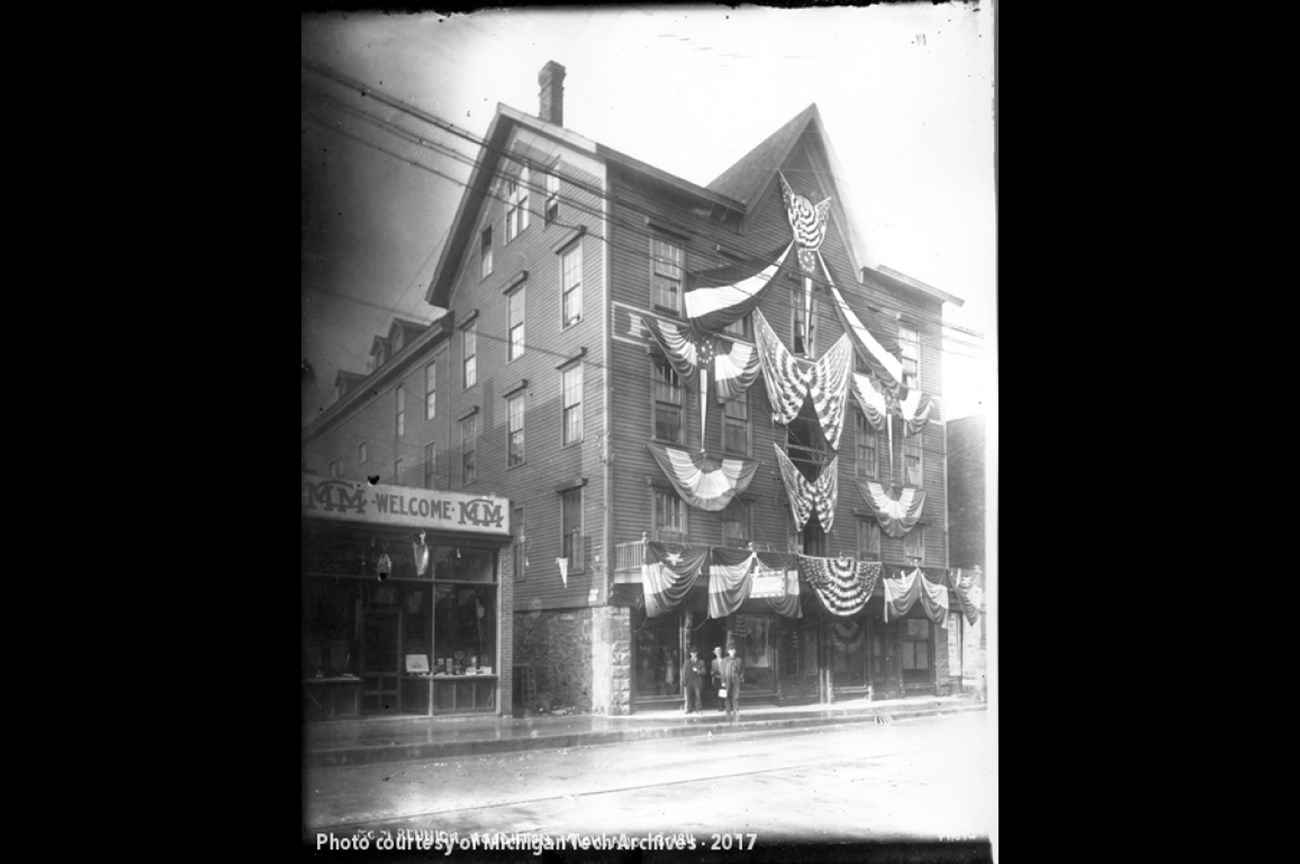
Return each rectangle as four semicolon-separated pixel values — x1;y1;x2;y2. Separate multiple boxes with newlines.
304;711;993;852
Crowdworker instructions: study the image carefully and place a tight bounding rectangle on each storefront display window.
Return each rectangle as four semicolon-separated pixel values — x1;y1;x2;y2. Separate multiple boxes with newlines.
302;577;359;678
730;614;773;691
634;612;681;698
433;583;496;676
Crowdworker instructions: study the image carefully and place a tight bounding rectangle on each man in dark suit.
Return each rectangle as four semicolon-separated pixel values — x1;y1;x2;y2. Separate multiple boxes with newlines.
710;646;725;712
681;648;706;714
719;645;745;721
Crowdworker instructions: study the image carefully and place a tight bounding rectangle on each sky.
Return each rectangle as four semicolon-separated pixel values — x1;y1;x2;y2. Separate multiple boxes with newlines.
301;3;996;429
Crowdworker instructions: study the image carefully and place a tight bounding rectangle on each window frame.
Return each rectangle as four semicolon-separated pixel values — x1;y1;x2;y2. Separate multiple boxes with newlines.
544;170;560;224
358;441;367;466
513;505;527;582
561;487;584;571
507;283;526;362
651;359;684;444
899;323;920;390
507;392;526;467
480;225;493;279
394;456;405;484
855;410;878;479
856;515;881;561
650;235;685;315
462;321;477;390
791;286;818;356
904;525;926;565
461;414;477;485
721;391;751;456
424;442;436;489
504;167;530;243
425;360;437;420
652;488;687;543
561;362;583;446
395;385;405;438
560;241;583;328
903;429;923;488
721;498;751;548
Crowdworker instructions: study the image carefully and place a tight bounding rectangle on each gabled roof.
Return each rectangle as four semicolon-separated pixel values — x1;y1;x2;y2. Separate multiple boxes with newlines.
369;335;390;358
334;369;366;387
707;103;818;208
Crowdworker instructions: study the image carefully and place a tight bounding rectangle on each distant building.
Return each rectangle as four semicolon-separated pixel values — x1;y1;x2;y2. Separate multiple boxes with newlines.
302;60;973;718
945;414;987;698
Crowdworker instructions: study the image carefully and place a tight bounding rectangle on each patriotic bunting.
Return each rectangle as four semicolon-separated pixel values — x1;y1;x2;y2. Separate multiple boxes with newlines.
708;546;756;619
683;241;796;335
641;541;709;618
714;340;763;402
818;252;904;388
857;479;927;538
882;567;948;626
752;309;853;449
949;568;982;625
645;318;763;403
852;373;888;431
647;443;760;512
797;555;882;617
780;171;833;275
897;388;935;436
756;552;803;619
773;444;839;533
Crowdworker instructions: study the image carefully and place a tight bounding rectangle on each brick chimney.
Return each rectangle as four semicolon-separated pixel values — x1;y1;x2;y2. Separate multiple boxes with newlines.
538;60;566;126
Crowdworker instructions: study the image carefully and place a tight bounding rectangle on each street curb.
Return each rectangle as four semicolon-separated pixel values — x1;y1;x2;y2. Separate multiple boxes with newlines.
307;702;986;769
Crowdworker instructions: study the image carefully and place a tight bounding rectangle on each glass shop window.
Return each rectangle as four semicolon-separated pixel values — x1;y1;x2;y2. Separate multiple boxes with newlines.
634;612;681;698
431;583;497;677
302;577;358;678
730;614;774;691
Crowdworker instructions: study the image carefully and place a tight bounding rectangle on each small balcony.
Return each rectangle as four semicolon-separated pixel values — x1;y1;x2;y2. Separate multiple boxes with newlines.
612;535;783;584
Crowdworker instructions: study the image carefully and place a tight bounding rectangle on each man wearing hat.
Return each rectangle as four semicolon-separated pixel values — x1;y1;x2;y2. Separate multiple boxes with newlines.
681;648;706;714
711;646;725;712
719;645;745;721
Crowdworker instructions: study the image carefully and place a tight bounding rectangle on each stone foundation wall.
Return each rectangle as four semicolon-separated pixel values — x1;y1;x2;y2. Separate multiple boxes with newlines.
513;608;596;713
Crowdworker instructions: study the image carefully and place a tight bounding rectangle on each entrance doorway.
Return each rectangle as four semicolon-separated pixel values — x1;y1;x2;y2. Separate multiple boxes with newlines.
692;617;728;713
778;616;821;703
362;607;400;713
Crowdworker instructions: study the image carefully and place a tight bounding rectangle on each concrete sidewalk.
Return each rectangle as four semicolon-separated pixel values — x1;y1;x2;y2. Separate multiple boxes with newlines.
305;694;986;768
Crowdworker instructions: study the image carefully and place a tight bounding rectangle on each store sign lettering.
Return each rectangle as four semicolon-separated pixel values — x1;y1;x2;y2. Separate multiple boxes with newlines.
302;480;509;535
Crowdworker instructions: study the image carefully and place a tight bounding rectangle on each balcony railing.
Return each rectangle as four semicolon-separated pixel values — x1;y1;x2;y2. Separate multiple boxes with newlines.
613;536;784;584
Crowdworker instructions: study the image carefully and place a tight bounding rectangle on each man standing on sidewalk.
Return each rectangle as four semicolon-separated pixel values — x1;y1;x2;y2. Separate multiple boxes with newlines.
719;645;744;721
711;646;725;713
681;648;705;714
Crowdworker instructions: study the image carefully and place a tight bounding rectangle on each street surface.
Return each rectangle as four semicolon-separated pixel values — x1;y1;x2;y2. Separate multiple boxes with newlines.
304;712;993;850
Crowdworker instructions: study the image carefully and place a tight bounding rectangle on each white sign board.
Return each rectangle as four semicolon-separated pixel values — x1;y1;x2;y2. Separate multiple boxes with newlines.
302;479;510;536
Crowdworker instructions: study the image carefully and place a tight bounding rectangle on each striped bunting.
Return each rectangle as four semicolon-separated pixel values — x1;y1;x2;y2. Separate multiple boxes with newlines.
883;567;948;626
809;334;852;450
949;568;981;625
754;308;813;423
779;172;833;275
797;555;882;617
852;373;888;431
773;445;839;533
645;318;762;403
818;252;904;388
898;388;935;436
708;546;756;619
640;541;709;618
647;443;759;512
856;479;926;538
683;242;796;335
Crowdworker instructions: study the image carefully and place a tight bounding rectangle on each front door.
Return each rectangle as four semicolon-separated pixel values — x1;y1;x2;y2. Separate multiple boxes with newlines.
778;617;821;704
362;607;400;713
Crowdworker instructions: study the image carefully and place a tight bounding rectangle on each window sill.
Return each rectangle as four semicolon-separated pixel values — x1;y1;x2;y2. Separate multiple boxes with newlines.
561;439;583;449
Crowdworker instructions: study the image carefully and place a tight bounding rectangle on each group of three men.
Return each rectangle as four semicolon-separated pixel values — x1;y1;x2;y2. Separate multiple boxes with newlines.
681;645;744;720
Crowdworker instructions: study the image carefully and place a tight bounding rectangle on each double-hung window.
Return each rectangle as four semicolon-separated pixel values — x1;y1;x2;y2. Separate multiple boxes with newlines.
507;393;525;467
358;442;367;466
722;393;750;456
904;526;925;565
425;361;437;420
461;415;477;485
545;170;560;224
856;516;881;561
395;386;405;437
903;431;923;487
424;442;436;489
653;488;686;543
722;499;750;547
899;324;919;390
505;167;530;242
561;488;584;570
462;322;477;389
329;457;342;478
561;242;582;327
652;360;683;442
792;287;818;356
507;285;525;361
651;237;684;314
480;226;493;279
394;457;405;484
561;362;583;445
855;411;878;478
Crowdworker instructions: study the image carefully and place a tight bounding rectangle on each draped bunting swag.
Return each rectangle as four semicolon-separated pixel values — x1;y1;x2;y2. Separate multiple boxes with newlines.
949;568;981;625
756;552;802;619
882;567;948;626
897;388;935;436
708;547;755;619
647;443;760;512
752;309;852;449
640;542;709;617
645;318;763;403
856;479;927;538
818;252;904;388
773;444;839;533
683;242;796;335
852;373;888;431
780;171;833;275
797;555;882;617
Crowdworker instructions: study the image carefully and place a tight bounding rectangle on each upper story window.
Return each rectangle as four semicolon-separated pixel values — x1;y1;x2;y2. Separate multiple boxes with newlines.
561;242;583;327
329;457;342;478
723;314;751;339
424;442;436;489
653;488;687;543
425;361;437;420
899;324;920;390
903;429;923;487
357;441;367;465
513;506;527;582
855;411;878;479
904;525;925;565
507;285;526;361
652;360;683;443
394;457;405;484
787;401;828;483
722;393;750;456
561;487;584;570
461;414;477;485
722;499;751;547
462;322;477;389
480;226;493;279
561;362;583;445
505;167;530;242
545;170;560;224
395;386;405;438
507;392;525;467
651;237;684;314
791;288;818;356
856;516;881;561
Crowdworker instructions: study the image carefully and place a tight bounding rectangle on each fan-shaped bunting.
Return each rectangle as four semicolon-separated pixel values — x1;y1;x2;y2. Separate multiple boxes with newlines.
647;443;759;512
797;555;881;617
856;479;926;538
